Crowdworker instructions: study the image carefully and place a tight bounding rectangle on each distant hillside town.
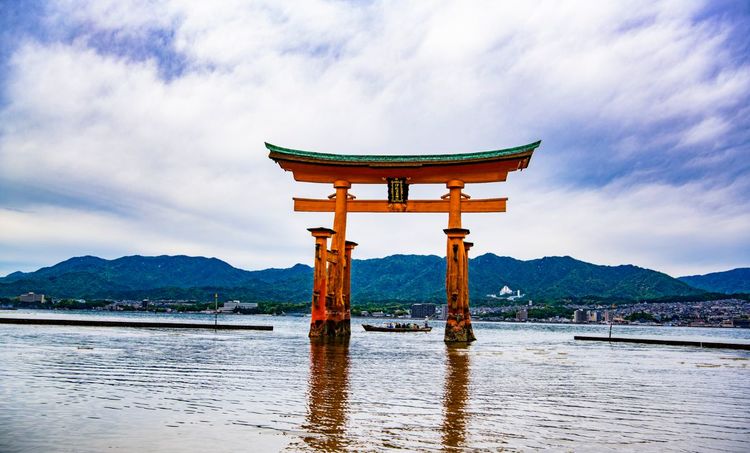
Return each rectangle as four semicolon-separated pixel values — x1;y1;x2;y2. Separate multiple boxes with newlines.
4;292;749;328
1;254;748;327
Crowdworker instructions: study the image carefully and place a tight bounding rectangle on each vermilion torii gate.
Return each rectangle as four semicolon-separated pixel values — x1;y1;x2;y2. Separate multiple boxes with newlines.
267;141;540;342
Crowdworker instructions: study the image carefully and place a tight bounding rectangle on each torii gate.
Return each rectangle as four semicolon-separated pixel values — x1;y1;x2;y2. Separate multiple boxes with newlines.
267;141;540;342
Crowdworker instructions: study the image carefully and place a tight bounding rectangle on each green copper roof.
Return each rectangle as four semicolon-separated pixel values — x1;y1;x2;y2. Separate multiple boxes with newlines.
266;141;541;164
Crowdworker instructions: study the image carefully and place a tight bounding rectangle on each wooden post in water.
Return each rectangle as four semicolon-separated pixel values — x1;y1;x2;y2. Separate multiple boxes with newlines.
321;180;351;338
308;227;335;337
444;179;476;342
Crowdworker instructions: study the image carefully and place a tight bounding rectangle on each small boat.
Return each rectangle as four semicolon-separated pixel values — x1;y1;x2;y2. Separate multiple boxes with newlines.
362;324;432;332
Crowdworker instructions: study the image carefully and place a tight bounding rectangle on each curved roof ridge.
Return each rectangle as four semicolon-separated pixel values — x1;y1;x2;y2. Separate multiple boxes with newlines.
265;141;541;164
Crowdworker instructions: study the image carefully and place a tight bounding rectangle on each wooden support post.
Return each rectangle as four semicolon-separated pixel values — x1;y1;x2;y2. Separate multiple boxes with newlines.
308;227;335;338
319;180;352;338
444;179;475;342
343;241;357;324
444;227;476;342
331;180;351;256
463;241;473;323
447;179;464;229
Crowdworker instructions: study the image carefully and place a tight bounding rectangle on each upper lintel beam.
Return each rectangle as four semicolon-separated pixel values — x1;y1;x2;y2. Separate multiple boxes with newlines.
293;198;507;213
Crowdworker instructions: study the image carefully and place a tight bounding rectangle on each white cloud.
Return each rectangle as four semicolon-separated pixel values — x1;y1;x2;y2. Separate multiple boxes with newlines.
0;0;748;276
678;116;731;147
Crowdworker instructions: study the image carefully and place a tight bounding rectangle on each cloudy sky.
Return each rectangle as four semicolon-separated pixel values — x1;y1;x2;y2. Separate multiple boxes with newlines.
1;0;748;278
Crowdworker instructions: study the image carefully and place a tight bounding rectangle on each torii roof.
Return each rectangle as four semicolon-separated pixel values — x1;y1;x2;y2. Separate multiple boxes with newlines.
266;140;540;184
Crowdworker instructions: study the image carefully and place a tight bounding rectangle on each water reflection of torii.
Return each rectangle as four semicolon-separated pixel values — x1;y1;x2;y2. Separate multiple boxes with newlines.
299;341;472;451
302;340;351;451
268;141;539;343
442;344;471;450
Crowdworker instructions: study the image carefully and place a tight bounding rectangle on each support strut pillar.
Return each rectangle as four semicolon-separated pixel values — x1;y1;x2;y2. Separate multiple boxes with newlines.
308;228;335;337
343;241;357;325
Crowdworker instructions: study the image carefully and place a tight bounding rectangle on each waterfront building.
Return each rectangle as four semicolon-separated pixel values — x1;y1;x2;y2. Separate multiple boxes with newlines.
573;309;586;323
18;292;45;303
411;303;436;319
516;308;528;322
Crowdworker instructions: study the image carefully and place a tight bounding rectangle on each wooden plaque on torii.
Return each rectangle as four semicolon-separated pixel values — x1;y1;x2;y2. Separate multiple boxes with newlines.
268;140;540;342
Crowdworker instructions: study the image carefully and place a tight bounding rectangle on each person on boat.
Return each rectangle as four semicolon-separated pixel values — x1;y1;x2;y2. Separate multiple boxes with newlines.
424;317;429;328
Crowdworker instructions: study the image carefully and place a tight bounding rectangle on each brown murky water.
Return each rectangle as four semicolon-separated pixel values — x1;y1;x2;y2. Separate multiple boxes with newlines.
1;311;749;452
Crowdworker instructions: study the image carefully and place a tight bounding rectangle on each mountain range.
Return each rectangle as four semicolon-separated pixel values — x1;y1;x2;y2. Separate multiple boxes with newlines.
0;254;746;303
678;268;750;294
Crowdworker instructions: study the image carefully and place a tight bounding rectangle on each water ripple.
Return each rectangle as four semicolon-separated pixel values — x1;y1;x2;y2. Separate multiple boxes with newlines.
0;314;748;452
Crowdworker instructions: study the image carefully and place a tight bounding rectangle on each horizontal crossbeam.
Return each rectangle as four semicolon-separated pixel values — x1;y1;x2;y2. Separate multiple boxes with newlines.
293;198;507;213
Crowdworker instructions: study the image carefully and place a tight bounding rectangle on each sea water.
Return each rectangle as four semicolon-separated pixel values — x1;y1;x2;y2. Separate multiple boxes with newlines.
0;310;748;452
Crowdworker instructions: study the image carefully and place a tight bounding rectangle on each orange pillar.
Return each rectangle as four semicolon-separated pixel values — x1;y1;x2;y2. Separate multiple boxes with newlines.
444;228;475;342
319;180;351;338
445;179;475;341
331;180;350;255
308;227;335;337
447;179;463;229
444;178;475;342
343;241;357;323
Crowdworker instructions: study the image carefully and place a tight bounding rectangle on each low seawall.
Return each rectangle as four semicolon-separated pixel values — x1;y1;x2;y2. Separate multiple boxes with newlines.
574;335;750;350
0;317;273;330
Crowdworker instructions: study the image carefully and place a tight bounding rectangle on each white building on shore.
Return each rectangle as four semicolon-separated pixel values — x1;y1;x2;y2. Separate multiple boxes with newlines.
219;301;258;313
19;292;45;303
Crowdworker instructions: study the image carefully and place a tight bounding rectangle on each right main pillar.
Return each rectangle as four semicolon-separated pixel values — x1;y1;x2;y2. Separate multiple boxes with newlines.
444;228;476;342
444;179;476;343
